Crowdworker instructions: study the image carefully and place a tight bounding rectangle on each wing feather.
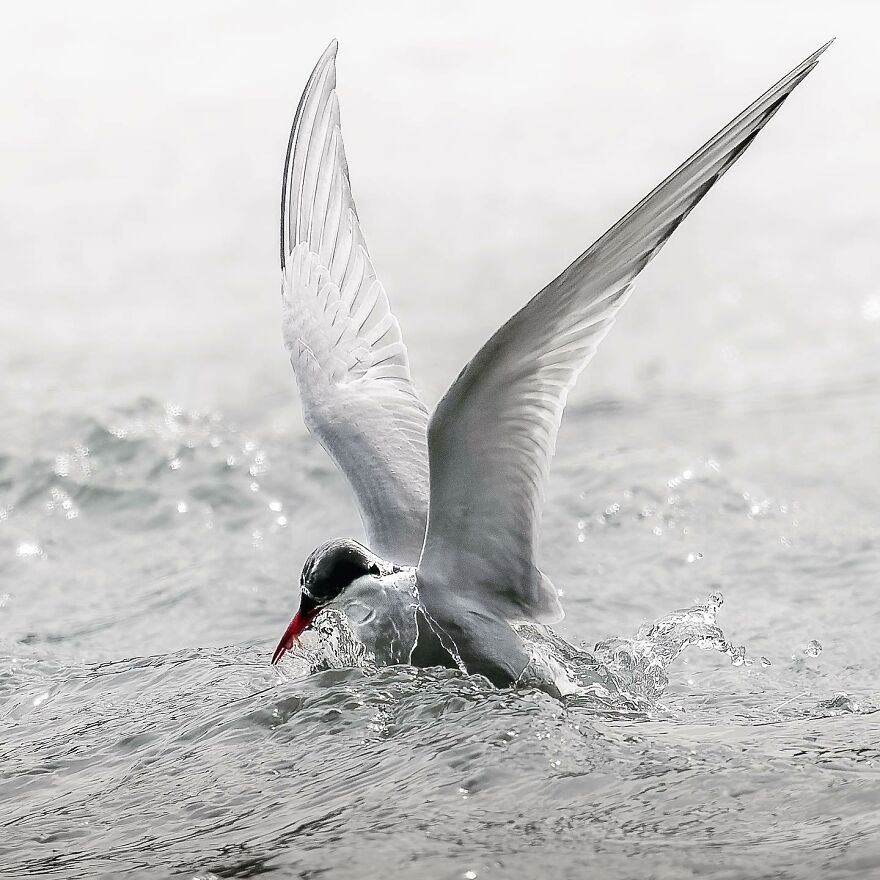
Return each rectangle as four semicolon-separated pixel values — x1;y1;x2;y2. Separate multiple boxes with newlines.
281;41;429;564
418;42;831;622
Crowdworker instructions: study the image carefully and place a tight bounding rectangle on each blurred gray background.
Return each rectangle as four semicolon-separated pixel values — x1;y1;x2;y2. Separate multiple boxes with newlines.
2;1;876;426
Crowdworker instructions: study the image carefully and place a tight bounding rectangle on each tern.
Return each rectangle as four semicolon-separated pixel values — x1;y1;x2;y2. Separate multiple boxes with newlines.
271;40;829;686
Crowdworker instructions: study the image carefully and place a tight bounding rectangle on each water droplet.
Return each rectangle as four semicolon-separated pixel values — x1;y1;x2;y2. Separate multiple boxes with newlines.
276;516;288;527
32;691;50;707
177;501;188;514
226;455;237;468
464;872;477;879
169;457;182;471
16;542;44;559
803;639;822;657
685;552;703;563
729;644;746;667
46;486;79;520
269;500;283;512
577;534;585;543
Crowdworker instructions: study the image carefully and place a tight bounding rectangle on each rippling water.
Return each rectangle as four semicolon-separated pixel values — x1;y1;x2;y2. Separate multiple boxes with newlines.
3;3;880;878
3;394;878;878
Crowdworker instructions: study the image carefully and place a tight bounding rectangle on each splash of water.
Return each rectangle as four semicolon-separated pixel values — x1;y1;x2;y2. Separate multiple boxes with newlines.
279;609;378;679
279;589;748;713
590;590;745;703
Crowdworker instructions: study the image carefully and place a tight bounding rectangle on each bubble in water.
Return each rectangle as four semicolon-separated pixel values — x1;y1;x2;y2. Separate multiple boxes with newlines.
803;639;822;657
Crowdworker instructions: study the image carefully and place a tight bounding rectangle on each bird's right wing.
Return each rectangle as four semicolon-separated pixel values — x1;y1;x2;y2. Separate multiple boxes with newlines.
281;41;429;565
418;42;831;622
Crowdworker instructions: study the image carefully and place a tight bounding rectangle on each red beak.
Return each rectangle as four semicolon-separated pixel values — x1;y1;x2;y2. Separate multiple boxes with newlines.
271;604;319;665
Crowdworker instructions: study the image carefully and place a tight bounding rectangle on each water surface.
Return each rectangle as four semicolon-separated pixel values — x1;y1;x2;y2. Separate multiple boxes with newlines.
2;3;879;878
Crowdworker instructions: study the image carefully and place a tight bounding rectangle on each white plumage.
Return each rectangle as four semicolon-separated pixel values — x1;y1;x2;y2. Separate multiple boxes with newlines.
281;41;429;566
274;39;830;684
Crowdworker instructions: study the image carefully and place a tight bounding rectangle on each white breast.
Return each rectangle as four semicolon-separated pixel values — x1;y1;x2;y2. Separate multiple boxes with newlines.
337;568;420;665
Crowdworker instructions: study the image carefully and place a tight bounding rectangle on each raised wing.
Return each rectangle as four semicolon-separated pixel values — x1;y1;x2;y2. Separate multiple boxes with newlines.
419;42;831;622
281;41;429;564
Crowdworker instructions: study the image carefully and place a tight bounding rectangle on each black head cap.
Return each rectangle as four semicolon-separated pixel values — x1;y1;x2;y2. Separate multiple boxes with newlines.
300;538;384;606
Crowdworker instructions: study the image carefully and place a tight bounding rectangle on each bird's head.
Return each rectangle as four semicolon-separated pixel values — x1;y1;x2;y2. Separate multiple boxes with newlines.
271;538;389;664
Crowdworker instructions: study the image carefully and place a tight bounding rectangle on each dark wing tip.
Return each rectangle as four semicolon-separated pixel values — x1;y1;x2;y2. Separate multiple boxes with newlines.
794;39;833;76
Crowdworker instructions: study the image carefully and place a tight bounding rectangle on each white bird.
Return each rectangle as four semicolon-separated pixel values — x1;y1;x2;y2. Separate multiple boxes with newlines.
272;39;830;686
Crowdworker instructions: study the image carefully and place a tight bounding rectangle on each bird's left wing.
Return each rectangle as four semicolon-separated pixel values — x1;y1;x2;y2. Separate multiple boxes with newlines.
281;41;429;564
418;42;831;622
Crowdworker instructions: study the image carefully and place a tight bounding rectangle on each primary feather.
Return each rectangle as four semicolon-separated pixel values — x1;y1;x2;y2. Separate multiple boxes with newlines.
417;41;832;624
281;40;429;565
